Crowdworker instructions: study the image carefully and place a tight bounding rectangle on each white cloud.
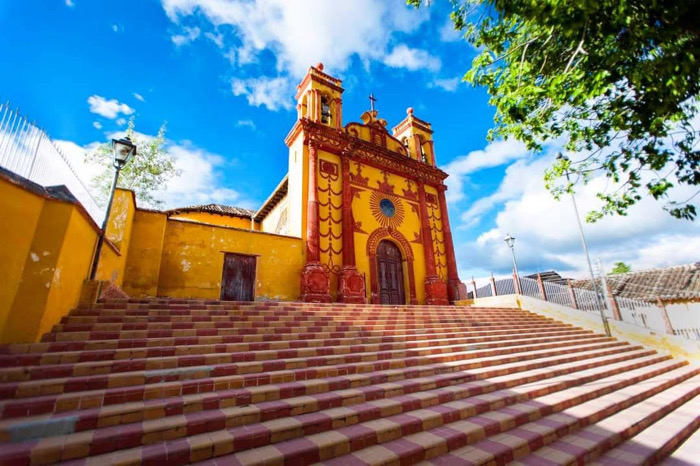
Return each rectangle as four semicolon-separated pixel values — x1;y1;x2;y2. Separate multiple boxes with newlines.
116;118;126;126
383;44;441;72
231;77;293;111
236;119;256;130
92;121;102;130
453;151;700;281
87;95;134;119
442;139;530;203
161;0;430;78
439;17;461;42
429;77;461;92
133;93;145;102
65;0;75;7
171;26;200;46
204;31;224;48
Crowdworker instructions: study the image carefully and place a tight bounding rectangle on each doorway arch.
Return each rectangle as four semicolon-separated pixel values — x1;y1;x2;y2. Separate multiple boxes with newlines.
366;227;417;304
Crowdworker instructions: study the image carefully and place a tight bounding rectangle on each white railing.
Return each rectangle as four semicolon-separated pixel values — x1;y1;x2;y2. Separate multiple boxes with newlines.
0;102;102;222
470;273;699;341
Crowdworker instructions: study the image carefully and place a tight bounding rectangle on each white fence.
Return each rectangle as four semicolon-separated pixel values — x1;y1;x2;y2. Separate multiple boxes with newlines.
0;102;102;222
470;274;699;341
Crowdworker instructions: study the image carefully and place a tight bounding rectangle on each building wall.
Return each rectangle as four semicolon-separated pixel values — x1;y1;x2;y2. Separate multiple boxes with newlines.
94;189;136;286
287;137;305;239
0;175;98;343
157;219;304;300
169;211;260;230
261;194;290;235
122;210;168;297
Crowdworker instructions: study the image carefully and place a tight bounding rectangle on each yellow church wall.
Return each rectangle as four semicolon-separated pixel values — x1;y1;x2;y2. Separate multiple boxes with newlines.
348;161;428;304
94;189;136;286
157;219;304;300
0;178;44;337
169;211;260;230
424;184;448;282
316;149;343;299
261;195;290;235
122;210;168;297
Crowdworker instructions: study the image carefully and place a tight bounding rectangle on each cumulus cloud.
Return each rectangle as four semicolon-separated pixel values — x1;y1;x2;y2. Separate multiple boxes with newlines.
231;77;293;111
133;92;145;102
92;121;102;130
171;26;200;46
383;44;441;72
453;149;700;281
65;0;75;7
87;95;134;119
161;0;430;78
429;77;461;92
439;17;461;42
442;139;530;203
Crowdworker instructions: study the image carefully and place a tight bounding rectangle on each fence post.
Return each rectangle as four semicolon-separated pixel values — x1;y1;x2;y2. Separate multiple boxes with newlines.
471;276;477;299
602;278;622;321
655;297;675;335
512;269;521;295
490;273;497;296
567;279;578;309
537;273;547;301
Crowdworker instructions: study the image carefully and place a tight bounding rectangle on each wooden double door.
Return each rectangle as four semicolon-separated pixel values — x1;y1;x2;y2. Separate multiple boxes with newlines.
377;240;406;305
220;253;256;301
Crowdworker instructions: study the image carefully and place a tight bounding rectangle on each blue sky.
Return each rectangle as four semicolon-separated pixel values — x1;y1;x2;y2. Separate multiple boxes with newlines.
2;0;698;282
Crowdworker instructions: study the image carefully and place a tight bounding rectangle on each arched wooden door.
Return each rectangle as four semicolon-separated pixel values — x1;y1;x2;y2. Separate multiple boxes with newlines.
377;240;406;305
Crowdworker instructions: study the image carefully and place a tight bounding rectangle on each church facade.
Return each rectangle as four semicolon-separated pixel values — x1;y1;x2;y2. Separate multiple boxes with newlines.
280;63;464;305
85;63;465;306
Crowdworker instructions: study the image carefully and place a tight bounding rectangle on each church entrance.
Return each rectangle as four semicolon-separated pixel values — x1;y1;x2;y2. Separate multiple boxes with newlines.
377;240;405;305
220;253;256;301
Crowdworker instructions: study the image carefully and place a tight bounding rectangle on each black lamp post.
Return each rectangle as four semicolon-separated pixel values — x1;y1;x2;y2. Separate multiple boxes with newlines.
89;136;136;280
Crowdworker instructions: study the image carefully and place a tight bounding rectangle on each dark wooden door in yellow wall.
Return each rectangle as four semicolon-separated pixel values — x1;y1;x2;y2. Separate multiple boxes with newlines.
221;253;256;301
377;240;405;305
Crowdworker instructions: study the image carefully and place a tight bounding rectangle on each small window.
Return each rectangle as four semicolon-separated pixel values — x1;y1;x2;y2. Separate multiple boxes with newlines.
402;137;409;155
321;97;331;124
420;143;427;163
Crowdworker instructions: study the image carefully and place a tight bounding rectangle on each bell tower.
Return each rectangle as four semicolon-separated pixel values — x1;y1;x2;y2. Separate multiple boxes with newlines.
392;107;436;166
295;62;344;130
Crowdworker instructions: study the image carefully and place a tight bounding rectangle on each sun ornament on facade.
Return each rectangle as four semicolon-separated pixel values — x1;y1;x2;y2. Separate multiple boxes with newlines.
370;191;404;229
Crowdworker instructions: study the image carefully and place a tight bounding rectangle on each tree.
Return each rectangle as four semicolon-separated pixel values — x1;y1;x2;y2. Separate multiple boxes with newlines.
610;261;632;275
86;119;180;209
409;0;700;221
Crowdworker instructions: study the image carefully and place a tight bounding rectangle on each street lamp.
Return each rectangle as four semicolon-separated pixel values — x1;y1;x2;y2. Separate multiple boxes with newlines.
556;153;610;336
503;233;521;293
89;136;137;279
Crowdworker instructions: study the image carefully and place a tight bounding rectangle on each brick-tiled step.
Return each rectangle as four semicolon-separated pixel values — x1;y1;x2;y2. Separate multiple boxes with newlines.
0;328;590;367
0;333;607;382
587;393;700;465
0;299;696;465
322;368;699;466
663;427;700;465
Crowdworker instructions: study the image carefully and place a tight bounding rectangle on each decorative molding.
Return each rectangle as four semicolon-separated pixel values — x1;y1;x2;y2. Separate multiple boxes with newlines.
349;162;369;187
366;227;414;262
354;221;367;234
377;171;394;195
403;179;418;201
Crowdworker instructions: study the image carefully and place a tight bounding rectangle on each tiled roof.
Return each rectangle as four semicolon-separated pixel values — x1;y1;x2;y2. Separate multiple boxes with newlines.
573;263;700;302
167;203;255;218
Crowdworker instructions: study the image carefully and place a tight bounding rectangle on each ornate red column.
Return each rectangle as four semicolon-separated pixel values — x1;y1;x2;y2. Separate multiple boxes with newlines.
338;156;366;303
300;142;332;302
437;186;465;302
419;182;448;305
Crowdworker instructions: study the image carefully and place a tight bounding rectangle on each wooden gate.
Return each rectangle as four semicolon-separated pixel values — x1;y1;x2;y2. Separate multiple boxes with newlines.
220;253;256;301
377;240;405;305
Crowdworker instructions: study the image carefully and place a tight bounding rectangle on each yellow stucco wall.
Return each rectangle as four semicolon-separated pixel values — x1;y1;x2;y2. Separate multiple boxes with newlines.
95;189;135;286
157;219;305;300
0;179;44;336
122;210;168;297
0;175;99;343
169;211;260;230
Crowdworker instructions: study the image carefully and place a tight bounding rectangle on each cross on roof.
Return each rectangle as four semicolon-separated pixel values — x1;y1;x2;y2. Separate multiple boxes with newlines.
369;94;377;112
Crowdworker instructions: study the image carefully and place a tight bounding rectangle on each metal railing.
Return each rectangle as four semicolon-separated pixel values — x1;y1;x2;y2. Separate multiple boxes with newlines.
470;273;700;341
0;102;102;222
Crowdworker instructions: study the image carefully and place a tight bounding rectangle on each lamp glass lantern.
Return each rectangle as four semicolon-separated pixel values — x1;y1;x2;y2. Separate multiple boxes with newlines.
504;233;515;249
112;136;136;167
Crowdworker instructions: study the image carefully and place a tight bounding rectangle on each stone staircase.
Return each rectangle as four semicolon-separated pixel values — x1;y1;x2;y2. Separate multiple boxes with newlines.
0;299;697;465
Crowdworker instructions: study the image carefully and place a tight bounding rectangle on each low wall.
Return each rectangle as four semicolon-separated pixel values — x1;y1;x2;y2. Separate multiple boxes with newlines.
469;294;700;366
0;170;99;343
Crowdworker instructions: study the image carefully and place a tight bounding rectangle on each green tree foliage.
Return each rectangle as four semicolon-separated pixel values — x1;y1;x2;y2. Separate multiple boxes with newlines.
86;119;180;208
409;0;700;221
610;261;632;274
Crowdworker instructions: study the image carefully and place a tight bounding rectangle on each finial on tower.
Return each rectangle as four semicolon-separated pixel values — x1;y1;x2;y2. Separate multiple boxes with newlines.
316;62;324;71
407;107;414;115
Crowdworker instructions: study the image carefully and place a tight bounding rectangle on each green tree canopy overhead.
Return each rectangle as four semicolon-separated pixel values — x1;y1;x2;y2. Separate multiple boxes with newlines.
610;261;632;275
410;0;700;221
86;119;180;209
